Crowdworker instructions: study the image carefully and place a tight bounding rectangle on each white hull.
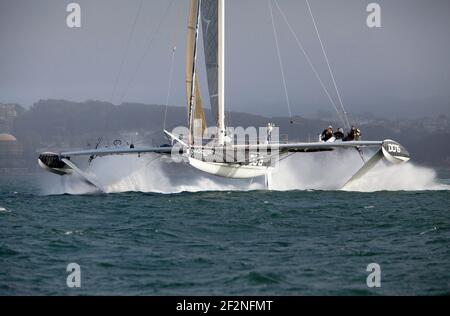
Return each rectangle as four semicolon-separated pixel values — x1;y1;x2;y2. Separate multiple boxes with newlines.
188;157;268;179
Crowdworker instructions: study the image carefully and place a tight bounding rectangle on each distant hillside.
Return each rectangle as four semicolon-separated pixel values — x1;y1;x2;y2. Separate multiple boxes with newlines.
11;99;450;170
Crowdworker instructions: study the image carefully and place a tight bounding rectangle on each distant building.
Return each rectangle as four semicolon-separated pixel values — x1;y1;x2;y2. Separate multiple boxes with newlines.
0;103;23;133
0;133;26;172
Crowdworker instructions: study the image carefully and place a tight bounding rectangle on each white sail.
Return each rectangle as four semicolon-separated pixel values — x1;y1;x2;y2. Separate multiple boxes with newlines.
200;0;218;124
200;0;225;145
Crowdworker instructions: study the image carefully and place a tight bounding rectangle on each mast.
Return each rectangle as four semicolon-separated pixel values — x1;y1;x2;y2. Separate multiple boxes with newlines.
188;0;202;145
217;0;226;145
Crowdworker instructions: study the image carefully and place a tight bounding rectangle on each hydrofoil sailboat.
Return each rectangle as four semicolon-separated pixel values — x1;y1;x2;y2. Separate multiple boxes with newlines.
38;0;410;191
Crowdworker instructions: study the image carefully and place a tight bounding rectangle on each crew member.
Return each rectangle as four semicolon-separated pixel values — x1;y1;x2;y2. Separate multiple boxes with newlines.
343;126;361;141
334;127;345;140
267;123;274;143
321;125;333;142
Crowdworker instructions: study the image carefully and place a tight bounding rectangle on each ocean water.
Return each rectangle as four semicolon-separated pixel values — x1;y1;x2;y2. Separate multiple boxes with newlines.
0;155;449;295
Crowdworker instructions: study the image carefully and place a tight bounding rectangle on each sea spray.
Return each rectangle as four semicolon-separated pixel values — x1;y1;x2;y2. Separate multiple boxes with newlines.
270;150;447;192
270;150;363;190
40;150;447;194
88;154;261;194
342;162;447;192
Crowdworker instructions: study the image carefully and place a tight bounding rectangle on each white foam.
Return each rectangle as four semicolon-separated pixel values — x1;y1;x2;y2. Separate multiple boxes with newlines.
65;230;83;235
419;227;437;235
41;154;263;195
342;162;448;192
0;206;10;212
94;155;262;193
271;150;449;192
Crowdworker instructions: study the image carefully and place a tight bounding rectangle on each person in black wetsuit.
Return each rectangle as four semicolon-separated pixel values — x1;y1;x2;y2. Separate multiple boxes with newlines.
334;127;345;140
343;126;361;141
321;125;334;142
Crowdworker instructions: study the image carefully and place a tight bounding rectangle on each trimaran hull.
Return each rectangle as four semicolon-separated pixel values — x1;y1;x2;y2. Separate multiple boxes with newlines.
188;157;268;179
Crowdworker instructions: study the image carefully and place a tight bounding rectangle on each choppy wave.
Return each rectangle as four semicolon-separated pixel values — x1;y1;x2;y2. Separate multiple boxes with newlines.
2;173;450;295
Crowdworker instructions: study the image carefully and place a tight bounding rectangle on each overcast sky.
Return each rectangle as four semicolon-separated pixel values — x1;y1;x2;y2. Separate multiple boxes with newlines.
1;0;449;119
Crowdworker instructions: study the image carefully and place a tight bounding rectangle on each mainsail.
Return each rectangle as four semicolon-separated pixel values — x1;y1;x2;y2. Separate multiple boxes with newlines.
201;0;226;145
201;0;219;126
186;0;207;141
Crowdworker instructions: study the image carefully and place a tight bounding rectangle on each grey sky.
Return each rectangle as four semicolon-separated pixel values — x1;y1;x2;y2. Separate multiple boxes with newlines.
1;0;449;119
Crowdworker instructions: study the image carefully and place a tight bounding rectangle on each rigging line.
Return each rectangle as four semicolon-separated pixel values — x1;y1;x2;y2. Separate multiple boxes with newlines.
268;0;293;120
117;0;176;105
305;0;351;130
163;1;184;131
169;1;184;53
109;0;144;104
163;47;177;131
273;0;345;127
